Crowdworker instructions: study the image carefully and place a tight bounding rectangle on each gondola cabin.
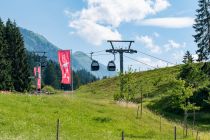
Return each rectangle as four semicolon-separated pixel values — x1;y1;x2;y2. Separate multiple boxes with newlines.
107;61;116;71
91;60;100;71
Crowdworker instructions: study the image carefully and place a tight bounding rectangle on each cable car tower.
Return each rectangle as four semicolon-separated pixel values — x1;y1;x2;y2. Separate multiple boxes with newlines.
106;40;137;73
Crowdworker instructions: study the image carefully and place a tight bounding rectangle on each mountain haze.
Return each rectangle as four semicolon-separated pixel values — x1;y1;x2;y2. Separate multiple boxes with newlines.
19;28;116;78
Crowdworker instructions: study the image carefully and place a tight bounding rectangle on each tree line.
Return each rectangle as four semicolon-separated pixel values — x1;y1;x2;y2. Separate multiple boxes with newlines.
0;18;99;92
27;52;99;90
0;18;30;92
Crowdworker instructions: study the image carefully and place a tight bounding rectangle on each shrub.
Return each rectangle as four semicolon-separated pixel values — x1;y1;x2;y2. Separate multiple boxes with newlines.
42;86;57;94
113;93;124;101
190;86;210;110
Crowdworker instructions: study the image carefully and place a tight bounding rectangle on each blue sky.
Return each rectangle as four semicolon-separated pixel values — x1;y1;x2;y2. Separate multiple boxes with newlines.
0;0;198;71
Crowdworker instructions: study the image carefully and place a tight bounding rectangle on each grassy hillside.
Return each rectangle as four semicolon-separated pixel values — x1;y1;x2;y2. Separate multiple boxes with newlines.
0;65;210;139
0;92;200;140
79;65;210;131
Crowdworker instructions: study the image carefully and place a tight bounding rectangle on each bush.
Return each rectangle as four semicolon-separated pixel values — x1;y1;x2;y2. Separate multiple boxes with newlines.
42;86;57;94
113;93;124;101
190;86;210;110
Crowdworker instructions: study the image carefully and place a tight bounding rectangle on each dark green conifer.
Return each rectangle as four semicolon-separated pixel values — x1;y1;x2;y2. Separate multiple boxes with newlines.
0;18;13;90
193;0;210;61
4;19;30;92
183;51;194;64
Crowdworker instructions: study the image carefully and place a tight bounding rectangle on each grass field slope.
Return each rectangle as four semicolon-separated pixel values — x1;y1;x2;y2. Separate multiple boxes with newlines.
0;66;210;140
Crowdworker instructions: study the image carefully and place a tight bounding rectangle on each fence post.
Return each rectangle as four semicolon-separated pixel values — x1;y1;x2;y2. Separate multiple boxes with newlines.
136;106;139;118
140;89;143;117
56;119;60;140
160;116;161;132
122;130;124;140
183;121;185;138
196;131;199;140
174;126;177;140
193;110;195;134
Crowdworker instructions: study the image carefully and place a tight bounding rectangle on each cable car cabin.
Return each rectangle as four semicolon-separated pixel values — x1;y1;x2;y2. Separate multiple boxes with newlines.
107;61;116;71
91;60;100;71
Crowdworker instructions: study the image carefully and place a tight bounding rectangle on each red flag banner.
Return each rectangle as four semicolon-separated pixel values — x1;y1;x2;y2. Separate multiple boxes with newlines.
34;66;41;90
58;50;71;84
37;67;41;89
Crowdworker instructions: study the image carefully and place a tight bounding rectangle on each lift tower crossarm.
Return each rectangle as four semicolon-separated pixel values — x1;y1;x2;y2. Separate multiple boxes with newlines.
106;40;137;73
107;40;135;50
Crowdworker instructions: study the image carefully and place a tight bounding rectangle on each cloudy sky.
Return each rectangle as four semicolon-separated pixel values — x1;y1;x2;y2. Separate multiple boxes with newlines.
0;0;198;71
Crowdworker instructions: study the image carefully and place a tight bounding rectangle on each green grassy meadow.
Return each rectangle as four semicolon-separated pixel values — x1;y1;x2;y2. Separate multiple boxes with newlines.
1;65;210;139
0;92;199;140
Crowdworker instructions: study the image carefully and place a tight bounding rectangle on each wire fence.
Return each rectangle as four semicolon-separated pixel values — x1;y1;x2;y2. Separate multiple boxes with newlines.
53;111;210;140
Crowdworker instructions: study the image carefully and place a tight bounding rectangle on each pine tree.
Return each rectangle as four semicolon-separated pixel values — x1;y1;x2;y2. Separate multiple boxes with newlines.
4;19;30;92
43;61;60;89
183;51;194;64
0;18;13;90
193;0;210;61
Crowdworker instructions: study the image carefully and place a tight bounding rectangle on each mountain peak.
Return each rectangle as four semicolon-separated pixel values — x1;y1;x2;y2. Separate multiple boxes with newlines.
74;51;89;57
20;27;116;78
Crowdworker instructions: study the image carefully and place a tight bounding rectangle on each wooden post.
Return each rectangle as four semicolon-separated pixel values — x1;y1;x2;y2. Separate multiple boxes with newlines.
122;130;124;140
193;110;195;133
160;116;162;132
183;121;185;138
184;110;188;137
56;119;60;140
136;106;139;118
140;89;143;117
196;131;199;140
174;126;177;140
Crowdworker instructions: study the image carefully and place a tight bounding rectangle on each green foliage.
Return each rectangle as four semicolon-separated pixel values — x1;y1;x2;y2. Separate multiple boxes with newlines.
178;63;206;88
183;51;194;64
5;19;30;92
0;19;30;92
27;51;98;90
115;70;137;101
0;18;13;90
123;70;136;101
79;64;210;131
113;92;124;100
193;0;210;61
200;62;210;77
42;85;57;94
43;60;60;89
151;79;197;114
0;18;98;92
178;62;210;111
92;116;112;123
191;86;210;110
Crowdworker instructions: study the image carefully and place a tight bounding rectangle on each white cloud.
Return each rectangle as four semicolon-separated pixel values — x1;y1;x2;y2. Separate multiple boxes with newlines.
67;0;171;46
153;0;171;12
139;17;195;28
83;0;170;27
70;19;121;46
164;40;186;51
137;57;168;68
136;35;161;53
